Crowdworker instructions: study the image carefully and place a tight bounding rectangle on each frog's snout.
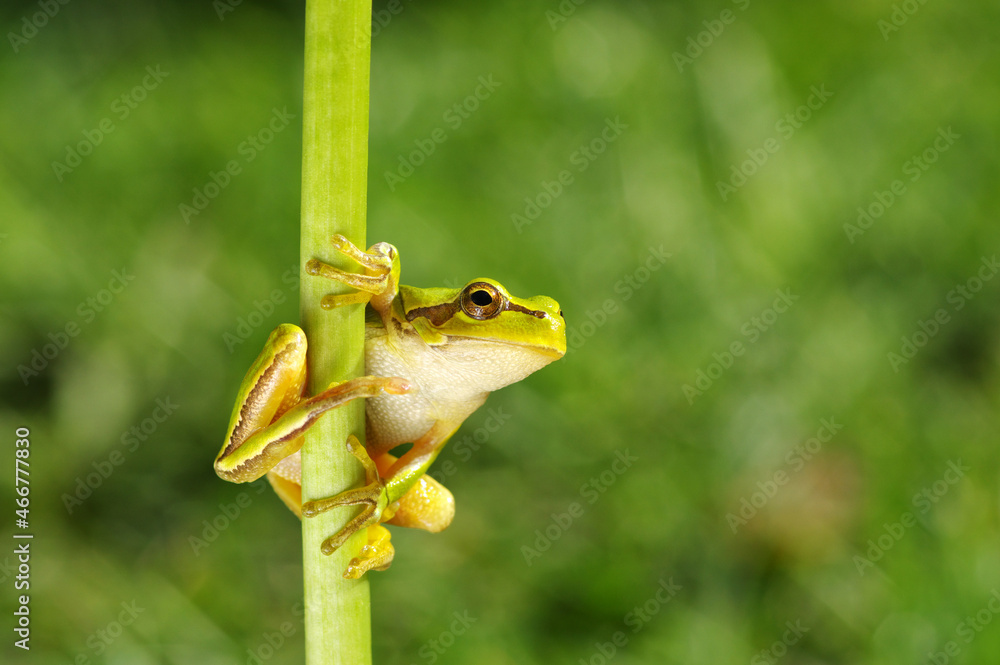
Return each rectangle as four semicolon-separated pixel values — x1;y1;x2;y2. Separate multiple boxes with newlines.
530;295;563;320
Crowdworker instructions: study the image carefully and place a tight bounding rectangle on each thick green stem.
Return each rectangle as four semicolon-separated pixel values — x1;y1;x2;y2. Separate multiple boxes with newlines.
299;0;372;664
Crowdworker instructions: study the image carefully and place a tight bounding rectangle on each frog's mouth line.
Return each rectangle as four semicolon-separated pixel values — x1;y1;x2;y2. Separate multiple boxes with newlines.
444;335;567;359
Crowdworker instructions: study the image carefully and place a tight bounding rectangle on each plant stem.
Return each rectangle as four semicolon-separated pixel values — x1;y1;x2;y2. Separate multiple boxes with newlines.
299;0;372;663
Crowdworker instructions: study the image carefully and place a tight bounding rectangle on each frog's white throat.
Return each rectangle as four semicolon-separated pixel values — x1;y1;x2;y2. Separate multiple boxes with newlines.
363;331;558;450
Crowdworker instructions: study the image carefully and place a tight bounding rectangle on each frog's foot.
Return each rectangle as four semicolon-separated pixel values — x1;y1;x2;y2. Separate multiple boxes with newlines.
301;435;390;557
304;234;398;310
343;524;395;579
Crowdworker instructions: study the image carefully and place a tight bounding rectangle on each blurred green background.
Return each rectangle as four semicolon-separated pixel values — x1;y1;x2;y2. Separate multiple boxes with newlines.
3;0;1000;663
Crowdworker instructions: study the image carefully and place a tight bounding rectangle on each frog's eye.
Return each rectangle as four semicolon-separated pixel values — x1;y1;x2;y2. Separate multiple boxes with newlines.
460;282;504;320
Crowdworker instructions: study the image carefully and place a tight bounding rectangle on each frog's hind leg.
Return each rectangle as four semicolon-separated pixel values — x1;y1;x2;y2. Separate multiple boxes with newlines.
266;452;304;517
265;450;397;579
374;453;455;534
343;524;395;579
299;426;457;579
215;324;309;483
215;321;410;485
301;435;388;555
296;444;454;578
340;455;453;579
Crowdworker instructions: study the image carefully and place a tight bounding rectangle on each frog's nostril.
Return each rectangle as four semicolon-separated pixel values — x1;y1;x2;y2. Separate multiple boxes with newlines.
558;310;563;317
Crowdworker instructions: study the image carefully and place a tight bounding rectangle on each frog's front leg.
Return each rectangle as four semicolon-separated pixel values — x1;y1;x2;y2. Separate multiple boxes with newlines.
304;234;400;315
214;324;410;484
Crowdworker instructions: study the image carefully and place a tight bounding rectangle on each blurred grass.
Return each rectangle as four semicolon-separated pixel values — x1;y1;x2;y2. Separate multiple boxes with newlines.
2;0;1000;663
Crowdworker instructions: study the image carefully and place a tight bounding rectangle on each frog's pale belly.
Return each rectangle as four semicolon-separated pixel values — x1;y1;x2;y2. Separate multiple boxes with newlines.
362;322;556;453
363;326;486;453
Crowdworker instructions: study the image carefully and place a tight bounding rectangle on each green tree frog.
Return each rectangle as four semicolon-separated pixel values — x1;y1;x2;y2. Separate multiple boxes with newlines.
214;235;566;578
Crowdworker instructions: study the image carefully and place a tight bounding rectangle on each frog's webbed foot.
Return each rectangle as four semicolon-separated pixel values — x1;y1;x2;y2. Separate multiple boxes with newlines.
304;234;399;312
302;435;392;561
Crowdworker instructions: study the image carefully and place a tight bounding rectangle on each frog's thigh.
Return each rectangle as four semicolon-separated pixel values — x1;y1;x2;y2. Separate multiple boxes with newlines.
375;453;455;533
267;450;304;517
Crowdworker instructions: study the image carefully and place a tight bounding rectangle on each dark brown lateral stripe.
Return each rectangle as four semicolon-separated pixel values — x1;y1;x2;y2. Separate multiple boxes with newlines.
505;302;546;319
407;294;548;325
406;300;462;326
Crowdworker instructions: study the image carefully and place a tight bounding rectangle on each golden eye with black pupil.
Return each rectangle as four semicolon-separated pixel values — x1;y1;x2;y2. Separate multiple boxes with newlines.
460;282;504;320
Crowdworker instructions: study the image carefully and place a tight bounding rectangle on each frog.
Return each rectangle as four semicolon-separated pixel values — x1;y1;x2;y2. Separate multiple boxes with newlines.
214;234;566;578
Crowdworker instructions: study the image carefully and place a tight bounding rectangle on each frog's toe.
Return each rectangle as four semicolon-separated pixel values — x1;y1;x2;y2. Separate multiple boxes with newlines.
301;435;391;555
343;524;394;578
320;291;372;310
304;256;388;300
316;492;383;555
329;234;395;273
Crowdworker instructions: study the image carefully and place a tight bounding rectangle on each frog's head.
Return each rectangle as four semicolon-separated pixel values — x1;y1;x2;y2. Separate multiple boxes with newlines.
399;279;566;389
